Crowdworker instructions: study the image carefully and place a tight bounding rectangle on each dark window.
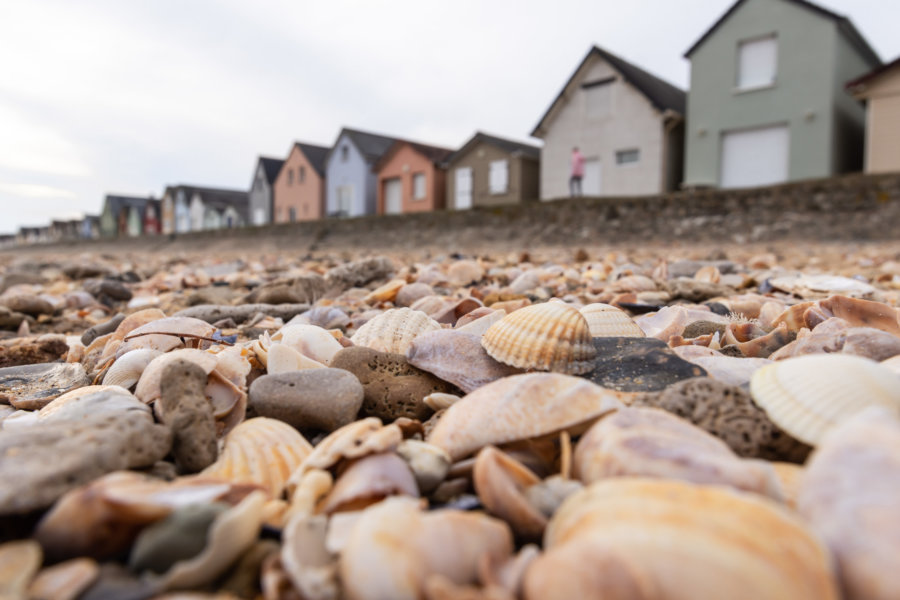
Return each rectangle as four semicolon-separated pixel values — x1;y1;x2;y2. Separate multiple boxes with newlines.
341;146;349;162
287;169;294;185
299;166;306;183
289;207;297;222
616;149;640;165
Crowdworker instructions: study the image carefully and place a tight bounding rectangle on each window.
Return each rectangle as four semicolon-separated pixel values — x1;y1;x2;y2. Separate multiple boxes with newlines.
585;82;612;119
412;173;426;200
289;207;297;222
737;35;777;90
299;166;306;183
616;149;640;165
341;146;349;162
287;169;294;185
489;160;509;194
254;176;263;191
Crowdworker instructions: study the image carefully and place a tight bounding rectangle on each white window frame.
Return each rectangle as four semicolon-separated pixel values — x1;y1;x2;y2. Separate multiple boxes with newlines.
736;34;777;92
412;173;426;201
489;159;509;195
615;149;640;166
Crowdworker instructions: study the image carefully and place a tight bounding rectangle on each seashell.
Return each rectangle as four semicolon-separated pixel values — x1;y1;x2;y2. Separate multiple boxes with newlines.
750;354;900;446
202;418;313;498
428;373;627;462
797;407;900;600
770;274;876;297
319;452;419;514
364;279;407;304
134;349;218;404
572;407;783;499
266;343;327;374
694;265;721;283
578;303;644;338
395;282;435;308
0;540;42;599
0;362;91;410
481;302;596;374
725;323;794;358
102;348;163;389
27;557;99;600
281;513;340;600
671;347;771;387
272;323;343;365
286;469;333;522
350;307;441;355
771;301;831;333
818;295;900;336
396;440;451;495
523;475;583;521
508;270;541;295
407;329;521;394
422;392;461;411
447;260;484;287
770;462;803;509
882;354;900;376
526;479;838;600
758;300;787;330
610;274;657;293
473;446;546;541
454;307;504;337
290;306;351;331
339;497;513;600
116;316;217;357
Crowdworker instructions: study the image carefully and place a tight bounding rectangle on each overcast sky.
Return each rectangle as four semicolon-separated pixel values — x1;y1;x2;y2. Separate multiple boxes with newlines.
1;0;897;234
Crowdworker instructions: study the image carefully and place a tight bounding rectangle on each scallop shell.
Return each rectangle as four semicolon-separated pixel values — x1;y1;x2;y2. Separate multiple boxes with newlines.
578;303;645;338
102;348;163;389
350;308;441;355
201;417;313;498
481;302;596;374
750;354;900;446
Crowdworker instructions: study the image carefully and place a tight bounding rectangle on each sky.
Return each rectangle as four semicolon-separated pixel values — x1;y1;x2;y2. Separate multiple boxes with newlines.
1;0;898;235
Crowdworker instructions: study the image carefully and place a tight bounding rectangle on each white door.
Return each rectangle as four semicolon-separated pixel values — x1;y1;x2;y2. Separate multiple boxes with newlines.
583;159;601;195
336;185;354;216
384;178;403;214
455;167;472;209
720;124;789;188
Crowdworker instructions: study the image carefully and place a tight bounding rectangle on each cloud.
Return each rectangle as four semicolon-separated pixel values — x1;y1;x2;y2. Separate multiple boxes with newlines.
0;182;78;199
0;103;92;177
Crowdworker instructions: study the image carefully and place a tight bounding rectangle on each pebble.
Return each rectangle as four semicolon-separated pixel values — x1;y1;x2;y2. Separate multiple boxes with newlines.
666;279;736;303
174;303;310;324
0;293;55;316
0;333;69;367
242;273;327;305
248;368;364;432
325;256;394;291
582;337;708;392
83;279;133;302
158;359;218;473
0;362;89;410
395;283;435;307
330;346;457;421
80;313;126;346
0;306;29;331
129;503;228;575
406;329;520;393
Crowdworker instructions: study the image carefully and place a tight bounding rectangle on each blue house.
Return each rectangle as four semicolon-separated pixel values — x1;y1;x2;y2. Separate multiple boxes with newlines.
325;128;400;217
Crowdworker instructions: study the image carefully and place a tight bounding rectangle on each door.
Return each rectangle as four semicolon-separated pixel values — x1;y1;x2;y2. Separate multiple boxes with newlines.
336;185;354;216
384;178;403;214
455;167;472;209
720;124;789;188
583;159;601;195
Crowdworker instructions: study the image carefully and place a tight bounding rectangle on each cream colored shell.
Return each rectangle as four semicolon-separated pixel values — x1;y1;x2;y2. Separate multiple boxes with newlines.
102;348;163;389
350;307;441;355
201;417;313;498
481;302;597;374
750;354;900;446
579;303;645;338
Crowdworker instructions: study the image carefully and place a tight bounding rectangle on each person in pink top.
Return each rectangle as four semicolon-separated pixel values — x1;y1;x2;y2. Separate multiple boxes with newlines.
570;147;584;197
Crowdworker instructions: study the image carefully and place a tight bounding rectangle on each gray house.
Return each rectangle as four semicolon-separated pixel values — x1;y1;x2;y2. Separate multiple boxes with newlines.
683;0;881;188
248;156;284;226
325;128;400;217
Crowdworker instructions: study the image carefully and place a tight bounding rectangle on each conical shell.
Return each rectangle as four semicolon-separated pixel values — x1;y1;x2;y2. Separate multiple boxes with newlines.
102;349;163;389
750;354;900;446
201;417;314;498
481;302;596;374
350;307;441;355
578;303;645;338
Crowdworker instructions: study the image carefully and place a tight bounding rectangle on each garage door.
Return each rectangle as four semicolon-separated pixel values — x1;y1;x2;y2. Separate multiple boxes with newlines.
720;124;789;188
384;178;402;214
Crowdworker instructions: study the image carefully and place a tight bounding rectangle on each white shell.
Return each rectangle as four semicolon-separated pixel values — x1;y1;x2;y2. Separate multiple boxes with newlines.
267;343;327;374
272;324;343;365
350;308;441;355
102;349;163;389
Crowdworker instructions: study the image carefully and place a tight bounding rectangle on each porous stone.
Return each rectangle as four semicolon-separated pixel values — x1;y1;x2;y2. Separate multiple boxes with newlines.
158;359;218;473
325;256;394;291
406;329;520;393
242;273;327;305
174;303;310;324
0;411;172;514
682;320;728;339
0;294;55;316
330;346;456;421
0;362;90;410
633;377;811;463
0;333;69;367
248;368;364;432
582;337;707;392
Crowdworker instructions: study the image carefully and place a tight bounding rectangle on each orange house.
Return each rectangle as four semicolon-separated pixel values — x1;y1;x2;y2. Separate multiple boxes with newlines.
273;141;329;222
375;141;453;215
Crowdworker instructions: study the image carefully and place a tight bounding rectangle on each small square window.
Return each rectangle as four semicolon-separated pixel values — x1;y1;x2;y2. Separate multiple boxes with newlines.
616;149;640;165
299;166;306;183
412;173;426;200
341;146;349;162
489;160;509;194
737;35;777;90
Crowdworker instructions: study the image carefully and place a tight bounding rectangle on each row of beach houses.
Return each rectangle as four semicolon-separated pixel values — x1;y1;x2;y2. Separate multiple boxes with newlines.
12;0;900;245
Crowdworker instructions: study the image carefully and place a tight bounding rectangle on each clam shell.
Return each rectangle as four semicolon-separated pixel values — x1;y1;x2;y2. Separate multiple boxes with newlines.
427;373;628;462
272;324;343;365
350;308;441;355
526;479;838;600
750;354;900;446
319;452;419;514
266;343;327;374
473;446;546;541
134;349;218;404
116;316;216;357
578;303;645;338
201;417;313;498
102;349;163;389
481;302;596;374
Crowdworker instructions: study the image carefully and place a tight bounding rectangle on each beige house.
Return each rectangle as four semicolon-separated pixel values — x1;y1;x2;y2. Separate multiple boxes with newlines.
445;132;540;210
532;46;686;199
847;57;900;174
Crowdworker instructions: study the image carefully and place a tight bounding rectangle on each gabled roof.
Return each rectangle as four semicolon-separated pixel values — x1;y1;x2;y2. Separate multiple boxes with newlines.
846;55;900;93
294;142;330;178
684;0;881;68
531;46;686;138
256;156;285;185
331;127;401;165
373;139;455;172
103;194;153;218
447;131;541;166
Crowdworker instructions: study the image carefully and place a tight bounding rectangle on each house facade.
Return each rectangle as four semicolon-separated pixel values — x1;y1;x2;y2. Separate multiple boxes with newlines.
325;128;399;218
100;195;154;237
847;57;900;173
273;142;329;222
162;186;247;233
445;132;540;210
375;141;452;215
248;156;284;226
532;46;686;198
684;0;881;188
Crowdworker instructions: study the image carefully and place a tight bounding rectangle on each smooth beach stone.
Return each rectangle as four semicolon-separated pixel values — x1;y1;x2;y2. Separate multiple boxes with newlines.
0;293;55;316
173;303;310;325
406;329;520;393
582;337;707;392
0;362;90;410
83;279;132;302
80;313;126;346
248;368;364;432
0;334;69;368
158;359;218;473
0;307;28;331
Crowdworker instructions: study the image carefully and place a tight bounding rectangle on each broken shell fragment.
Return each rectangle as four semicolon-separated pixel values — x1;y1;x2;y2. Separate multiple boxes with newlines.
473;446;546;541
319;452;419;514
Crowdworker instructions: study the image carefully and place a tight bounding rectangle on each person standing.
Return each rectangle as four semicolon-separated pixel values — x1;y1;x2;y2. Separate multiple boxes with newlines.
570;147;584;197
